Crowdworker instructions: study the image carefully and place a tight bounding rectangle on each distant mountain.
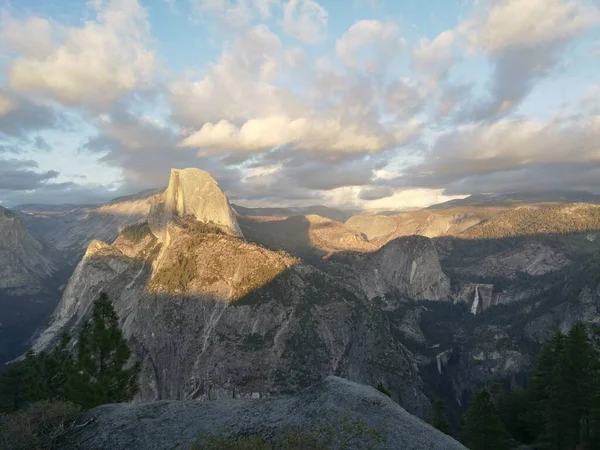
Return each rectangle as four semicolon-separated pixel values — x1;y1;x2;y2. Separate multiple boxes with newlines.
239;214;376;261
34;168;450;418
0;206;67;363
11;177;600;427
233;204;360;223
16;189;158;263
0;206;58;295
428;190;600;209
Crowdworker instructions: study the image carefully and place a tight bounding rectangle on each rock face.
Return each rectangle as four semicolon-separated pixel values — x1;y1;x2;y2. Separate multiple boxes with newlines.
149;168;242;241
33;167;600;427
239;213;376;261
35;219;431;416
36;167;460;417
56;377;466;450
326;235;451;301
346;207;497;244
16;190;158;264
0;206;57;294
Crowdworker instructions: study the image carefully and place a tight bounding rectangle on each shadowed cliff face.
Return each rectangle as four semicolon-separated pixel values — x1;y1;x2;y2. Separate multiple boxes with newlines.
0;206;58;293
34;219;432;417
29;169;600;425
238;214;376;262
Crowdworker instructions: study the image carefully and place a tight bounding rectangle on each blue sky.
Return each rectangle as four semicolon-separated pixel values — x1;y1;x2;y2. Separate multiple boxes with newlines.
1;0;600;208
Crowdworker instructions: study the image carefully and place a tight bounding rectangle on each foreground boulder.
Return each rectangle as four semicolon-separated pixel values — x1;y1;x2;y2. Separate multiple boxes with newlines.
57;377;465;450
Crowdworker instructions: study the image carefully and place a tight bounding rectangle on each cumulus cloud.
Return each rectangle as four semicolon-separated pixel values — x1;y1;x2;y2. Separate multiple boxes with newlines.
470;0;598;53
180;116;391;154
384;79;427;118
281;0;328;44
336;20;404;69
412;30;457;79
4;0;155;109
171;23;420;158
1;0;599;208
395;114;600;194
0;159;59;190
169;25;290;127
0;91;63;138
358;185;394;201
457;0;600;121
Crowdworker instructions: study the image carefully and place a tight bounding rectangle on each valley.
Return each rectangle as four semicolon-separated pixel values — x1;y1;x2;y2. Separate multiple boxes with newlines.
2;168;600;433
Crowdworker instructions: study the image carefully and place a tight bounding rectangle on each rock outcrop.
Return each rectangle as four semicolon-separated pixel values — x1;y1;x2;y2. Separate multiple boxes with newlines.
34;218;431;416
346;207;497;245
16;190;158;264
149;168;242;241
326;235;451;301
239;213;376;261
56;377;466;450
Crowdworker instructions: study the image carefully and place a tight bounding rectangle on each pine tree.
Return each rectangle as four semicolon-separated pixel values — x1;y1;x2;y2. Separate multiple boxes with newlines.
563;323;596;446
526;331;566;440
0;334;73;411
0;359;30;411
66;293;140;408
431;399;452;435
463;389;510;450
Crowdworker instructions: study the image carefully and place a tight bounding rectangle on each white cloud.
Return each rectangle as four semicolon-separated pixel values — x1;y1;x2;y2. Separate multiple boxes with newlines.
5;0;155;108
0;16;56;58
412;30;456;78
169;25;294;127
0;95;17;117
449;0;600;121
470;0;599;53
281;0;328;44
336;20;404;69
321;185;464;209
179;116;389;154
384;79;427;118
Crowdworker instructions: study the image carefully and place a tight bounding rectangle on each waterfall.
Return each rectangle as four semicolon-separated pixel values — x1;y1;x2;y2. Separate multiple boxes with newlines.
471;285;480;315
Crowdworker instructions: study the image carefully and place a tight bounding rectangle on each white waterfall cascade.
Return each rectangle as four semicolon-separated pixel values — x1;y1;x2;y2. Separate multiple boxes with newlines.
471;285;480;315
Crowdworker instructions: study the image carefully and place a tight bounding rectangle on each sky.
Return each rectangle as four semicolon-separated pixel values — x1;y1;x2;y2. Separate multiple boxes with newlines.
0;0;600;208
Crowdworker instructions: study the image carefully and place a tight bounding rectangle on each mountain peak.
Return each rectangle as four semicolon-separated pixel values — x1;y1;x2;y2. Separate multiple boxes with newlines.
148;168;243;241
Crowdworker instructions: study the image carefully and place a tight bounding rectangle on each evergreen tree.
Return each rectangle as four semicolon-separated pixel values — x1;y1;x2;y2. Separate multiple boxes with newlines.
0;359;30;411
526;331;566;440
0;334;73;411
497;387;532;444
431;399;452;435
563;323;596;446
463;389;510;450
66;293;140;408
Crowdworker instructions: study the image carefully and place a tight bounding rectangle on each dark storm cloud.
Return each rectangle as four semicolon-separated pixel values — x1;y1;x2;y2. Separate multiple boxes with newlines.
0;159;59;190
0;93;62;138
358;185;394;200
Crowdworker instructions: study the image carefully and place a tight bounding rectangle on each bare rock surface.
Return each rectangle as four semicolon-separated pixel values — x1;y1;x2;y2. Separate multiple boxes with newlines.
326;235;451;301
149;168;242;241
57;377;466;450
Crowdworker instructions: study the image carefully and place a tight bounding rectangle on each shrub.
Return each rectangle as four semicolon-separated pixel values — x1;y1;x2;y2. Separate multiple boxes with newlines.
0;400;80;450
120;222;151;243
151;253;197;291
192;415;384;450
376;383;391;398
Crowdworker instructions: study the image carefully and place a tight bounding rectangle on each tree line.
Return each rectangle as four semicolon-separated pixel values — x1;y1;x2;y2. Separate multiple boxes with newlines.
432;322;600;449
0;293;139;412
